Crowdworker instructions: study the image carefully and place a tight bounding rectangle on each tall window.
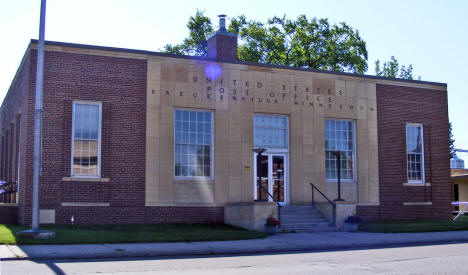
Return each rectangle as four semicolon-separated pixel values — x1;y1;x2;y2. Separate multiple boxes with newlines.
254;114;288;148
325;119;355;180
72;102;101;177
174;109;213;178
406;124;424;182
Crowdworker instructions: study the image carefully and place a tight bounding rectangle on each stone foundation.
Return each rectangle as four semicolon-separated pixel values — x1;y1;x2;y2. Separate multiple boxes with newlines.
224;202;278;232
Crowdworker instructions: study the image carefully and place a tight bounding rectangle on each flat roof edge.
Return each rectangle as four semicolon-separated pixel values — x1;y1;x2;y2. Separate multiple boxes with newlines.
30;39;447;87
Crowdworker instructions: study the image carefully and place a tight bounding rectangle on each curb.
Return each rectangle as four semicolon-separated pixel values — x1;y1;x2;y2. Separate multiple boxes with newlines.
2;237;468;261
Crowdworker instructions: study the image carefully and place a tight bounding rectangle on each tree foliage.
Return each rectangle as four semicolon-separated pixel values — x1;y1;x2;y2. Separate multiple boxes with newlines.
164;12;368;74
449;122;456;159
163;10;213;56
375;56;419;80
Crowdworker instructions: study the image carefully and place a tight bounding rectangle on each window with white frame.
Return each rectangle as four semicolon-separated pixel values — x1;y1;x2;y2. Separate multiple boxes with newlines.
254;114;288;148
174;109;213;178
72;102;101;177
406;124;424;182
325;119;355;180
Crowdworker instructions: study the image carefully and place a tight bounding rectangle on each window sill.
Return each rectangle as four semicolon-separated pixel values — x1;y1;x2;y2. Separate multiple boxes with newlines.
62;177;110;182
403;182;431;186
403;202;432;206
61;202;110;207
0;203;18;206
174;179;215;184
325;180;356;183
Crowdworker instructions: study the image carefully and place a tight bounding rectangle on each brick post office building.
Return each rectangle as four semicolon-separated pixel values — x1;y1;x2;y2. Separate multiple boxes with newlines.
0;22;451;230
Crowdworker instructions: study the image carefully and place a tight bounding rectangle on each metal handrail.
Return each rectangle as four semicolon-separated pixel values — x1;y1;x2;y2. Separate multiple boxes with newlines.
257;183;280;206
310;182;336;227
256;182;282;226
0;181;18;204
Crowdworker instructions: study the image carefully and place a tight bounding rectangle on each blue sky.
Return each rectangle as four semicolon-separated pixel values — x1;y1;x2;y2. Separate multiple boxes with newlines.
1;0;467;160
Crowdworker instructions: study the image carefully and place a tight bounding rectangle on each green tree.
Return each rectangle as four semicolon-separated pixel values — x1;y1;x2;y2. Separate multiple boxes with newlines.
449;122;456;159
375;56;420;80
164;10;213;56
164;12;368;74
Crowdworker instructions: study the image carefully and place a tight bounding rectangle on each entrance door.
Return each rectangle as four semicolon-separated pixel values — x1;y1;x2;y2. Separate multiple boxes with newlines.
254;153;287;205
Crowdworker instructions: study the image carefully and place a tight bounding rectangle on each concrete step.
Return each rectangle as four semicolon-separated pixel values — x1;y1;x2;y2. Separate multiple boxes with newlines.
280;226;335;233
281;222;330;228
281;212;324;217
279;205;334;232
281;218;329;223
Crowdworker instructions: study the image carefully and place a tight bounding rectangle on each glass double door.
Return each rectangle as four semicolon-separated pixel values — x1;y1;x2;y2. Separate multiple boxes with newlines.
254;153;287;205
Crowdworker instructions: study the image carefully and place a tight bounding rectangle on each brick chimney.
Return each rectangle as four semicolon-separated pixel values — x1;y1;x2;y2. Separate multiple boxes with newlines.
207;15;238;61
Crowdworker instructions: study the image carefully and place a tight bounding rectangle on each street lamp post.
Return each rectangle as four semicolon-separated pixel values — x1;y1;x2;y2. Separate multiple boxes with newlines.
332;150;345;202
253;148;267;201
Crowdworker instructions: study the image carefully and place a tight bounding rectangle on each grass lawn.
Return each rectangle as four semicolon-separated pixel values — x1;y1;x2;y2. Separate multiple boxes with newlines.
359;216;468;233
0;223;268;245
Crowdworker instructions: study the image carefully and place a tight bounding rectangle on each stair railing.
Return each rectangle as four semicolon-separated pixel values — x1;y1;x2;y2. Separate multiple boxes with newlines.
310;182;336;227
256;183;281;225
0;181;18;204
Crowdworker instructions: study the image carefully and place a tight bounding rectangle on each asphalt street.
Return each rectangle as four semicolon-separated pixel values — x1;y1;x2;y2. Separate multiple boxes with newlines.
1;242;466;275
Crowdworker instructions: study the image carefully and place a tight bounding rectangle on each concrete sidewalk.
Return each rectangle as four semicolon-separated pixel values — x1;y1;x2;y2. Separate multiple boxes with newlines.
2;230;468;260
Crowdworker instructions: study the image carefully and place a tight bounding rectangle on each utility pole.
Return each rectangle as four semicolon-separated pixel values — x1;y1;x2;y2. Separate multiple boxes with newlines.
18;0;55;239
31;0;46;231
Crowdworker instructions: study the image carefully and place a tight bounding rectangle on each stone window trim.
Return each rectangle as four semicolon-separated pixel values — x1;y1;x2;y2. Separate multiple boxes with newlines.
402;202;432;206
406;123;425;183
173;108;214;180
324;118;357;182
253;113;289;149
402;182;431;187
62;177;109;183
71;101;102;179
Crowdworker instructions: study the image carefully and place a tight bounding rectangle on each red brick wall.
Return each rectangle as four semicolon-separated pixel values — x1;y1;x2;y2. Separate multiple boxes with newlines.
15;47;223;225
357;83;451;220
56;206;224;225
0;205;18;224
0;50;31;225
207;34;238;61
